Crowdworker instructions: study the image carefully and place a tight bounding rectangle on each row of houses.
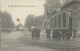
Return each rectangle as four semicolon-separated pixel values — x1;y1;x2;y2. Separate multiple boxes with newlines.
44;0;80;35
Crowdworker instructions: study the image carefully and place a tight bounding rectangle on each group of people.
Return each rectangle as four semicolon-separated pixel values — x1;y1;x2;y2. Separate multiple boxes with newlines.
30;26;74;41
46;29;72;41
31;26;41;39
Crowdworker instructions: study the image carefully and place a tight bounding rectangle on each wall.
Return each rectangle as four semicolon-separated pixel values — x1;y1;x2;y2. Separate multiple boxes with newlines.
62;2;80;30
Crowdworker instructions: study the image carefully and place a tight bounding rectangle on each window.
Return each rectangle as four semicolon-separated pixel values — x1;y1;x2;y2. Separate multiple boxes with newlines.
54;16;57;28
62;13;66;28
58;15;61;28
51;18;53;28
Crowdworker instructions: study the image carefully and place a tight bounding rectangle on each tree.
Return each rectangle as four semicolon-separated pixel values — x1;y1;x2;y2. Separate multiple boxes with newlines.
0;11;15;32
25;15;35;29
25;15;45;29
34;16;42;26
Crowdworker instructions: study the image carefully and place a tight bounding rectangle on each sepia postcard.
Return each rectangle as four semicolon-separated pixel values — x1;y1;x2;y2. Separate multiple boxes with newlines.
0;0;80;51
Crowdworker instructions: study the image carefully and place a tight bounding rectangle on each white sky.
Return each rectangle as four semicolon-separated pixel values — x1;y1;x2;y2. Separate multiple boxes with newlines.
1;0;46;25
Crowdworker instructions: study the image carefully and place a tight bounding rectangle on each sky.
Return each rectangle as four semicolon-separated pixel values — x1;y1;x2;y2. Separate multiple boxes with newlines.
1;0;46;25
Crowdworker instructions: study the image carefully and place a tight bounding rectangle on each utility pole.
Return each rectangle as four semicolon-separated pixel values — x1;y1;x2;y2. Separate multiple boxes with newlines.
46;4;50;29
16;19;22;31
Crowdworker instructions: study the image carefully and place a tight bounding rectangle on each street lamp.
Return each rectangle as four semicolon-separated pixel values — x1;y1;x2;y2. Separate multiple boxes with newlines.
17;19;20;22
16;19;23;31
16;18;21;24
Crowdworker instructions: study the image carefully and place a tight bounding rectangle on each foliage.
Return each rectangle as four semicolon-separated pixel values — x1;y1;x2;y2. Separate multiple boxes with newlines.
25;15;44;29
0;11;15;32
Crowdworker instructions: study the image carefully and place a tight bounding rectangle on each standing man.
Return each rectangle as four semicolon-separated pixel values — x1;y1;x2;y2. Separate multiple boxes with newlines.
73;29;77;39
35;27;41;39
37;27;41;39
46;28;51;40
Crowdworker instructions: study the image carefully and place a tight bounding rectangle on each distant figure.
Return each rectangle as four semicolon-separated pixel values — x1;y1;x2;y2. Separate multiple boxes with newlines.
52;30;62;40
57;31;61;40
52;30;58;40
73;29;77;39
46;29;51;40
65;32;70;40
54;30;61;40
31;26;35;39
62;31;66;40
62;33;66;40
50;30;53;41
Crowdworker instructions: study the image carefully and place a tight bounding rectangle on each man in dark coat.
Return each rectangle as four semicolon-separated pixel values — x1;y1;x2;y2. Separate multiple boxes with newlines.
46;29;51;40
62;30;66;40
37;28;41;39
35;27;41;39
52;30;57;40
73;29;77;39
57;30;61;40
65;31;71;40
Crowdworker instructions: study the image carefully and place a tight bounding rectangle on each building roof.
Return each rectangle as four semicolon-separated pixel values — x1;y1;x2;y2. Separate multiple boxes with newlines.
61;0;80;9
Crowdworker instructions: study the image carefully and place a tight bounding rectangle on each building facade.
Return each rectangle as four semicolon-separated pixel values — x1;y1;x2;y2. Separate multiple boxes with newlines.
0;11;2;32
44;0;80;36
44;0;59;29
